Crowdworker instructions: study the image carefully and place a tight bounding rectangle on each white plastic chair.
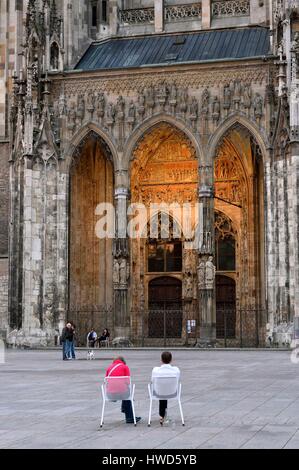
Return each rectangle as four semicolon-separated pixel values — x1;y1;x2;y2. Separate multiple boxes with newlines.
100;376;137;427
147;376;185;426
100;338;110;348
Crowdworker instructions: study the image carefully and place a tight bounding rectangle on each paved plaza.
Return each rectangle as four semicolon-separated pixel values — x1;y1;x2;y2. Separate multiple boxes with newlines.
1;349;299;449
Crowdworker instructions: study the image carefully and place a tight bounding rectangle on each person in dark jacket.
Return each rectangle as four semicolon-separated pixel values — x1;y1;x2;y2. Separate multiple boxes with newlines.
61;323;72;360
70;323;76;360
61;323;74;360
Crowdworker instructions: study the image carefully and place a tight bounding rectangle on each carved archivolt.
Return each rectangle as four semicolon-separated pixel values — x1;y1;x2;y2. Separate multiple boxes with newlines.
214;137;248;206
131;124;198;205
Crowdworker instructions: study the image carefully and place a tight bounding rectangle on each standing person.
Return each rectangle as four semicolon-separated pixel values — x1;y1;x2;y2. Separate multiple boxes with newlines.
70;323;76;360
60;323;72;360
105;357;141;424
63;323;74;360
151;351;180;425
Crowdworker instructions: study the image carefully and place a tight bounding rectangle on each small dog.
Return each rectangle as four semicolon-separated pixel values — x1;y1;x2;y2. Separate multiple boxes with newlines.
87;350;95;360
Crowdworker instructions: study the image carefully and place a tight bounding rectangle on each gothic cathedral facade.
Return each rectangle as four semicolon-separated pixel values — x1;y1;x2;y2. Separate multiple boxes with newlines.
0;0;298;347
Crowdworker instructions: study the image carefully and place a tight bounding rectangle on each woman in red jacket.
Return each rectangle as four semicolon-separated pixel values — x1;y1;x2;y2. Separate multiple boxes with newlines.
105;357;141;424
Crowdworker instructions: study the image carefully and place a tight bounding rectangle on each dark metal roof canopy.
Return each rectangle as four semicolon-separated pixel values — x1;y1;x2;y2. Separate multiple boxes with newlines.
75;27;270;71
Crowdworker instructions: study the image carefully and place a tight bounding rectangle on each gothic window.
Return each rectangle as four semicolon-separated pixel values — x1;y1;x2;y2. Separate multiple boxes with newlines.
147;213;182;273
216;236;236;271
215;212;236;272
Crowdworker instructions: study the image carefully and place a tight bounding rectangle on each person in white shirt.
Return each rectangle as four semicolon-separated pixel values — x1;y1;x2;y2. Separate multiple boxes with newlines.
151;351;180;425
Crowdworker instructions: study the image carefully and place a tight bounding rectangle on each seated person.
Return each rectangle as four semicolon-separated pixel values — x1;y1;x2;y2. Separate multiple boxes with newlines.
87;328;97;348
99;328;110;345
151;351;180;425
105;357;141;424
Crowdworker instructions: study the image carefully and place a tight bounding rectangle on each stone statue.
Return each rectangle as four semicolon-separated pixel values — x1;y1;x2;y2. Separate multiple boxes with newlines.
179;88;188;113
189;97;198;117
87;92;95;115
138;93;145;116
292;32;299;53
184;249;193;272
107;102;116;121
243;84;251;108
145;86;154;108
223;84;231;109
119;258;127;284
157;81;167;102
96;93;105;119
201;89;209;115
184;273;193;299
253;93;263;118
234;80;241;102
128;100;136;120
169;83;177;103
205;256;215;289
212;96;220;121
67;102;76;130
116;95;125;119
77;94;85;121
113;259;120;284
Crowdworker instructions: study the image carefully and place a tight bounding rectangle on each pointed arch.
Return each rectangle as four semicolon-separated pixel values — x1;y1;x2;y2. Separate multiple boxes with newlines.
124;113;203;170
207;114;269;163
63;122;119;173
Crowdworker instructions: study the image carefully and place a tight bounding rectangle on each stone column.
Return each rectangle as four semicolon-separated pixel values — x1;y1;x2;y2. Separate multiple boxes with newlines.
264;156;277;333
22;156;44;342
155;0;164;33
113;186;130;339
201;0;211;30
197;165;216;346
64;1;73;67
56;170;68;337
289;143;299;324
109;0;119;36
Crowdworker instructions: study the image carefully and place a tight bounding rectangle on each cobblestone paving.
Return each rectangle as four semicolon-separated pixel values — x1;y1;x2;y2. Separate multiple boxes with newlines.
0;349;299;449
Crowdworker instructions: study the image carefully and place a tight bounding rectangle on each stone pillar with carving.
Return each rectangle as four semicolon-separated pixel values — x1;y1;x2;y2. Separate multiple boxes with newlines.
155;0;164;33
289;36;299;325
197;165;216;346
113;187;130;339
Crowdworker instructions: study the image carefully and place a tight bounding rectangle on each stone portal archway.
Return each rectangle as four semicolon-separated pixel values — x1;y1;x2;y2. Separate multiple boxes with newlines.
69;132;114;341
213;124;265;345
130;123;199;344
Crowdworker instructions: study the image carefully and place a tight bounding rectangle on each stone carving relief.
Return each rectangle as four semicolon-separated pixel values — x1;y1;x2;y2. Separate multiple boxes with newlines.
212;0;250;17
119;7;155;25
197;257;216;290
165;3;202;21
183;247;197;300
215;211;237;241
51;70;268;148
131;124;198;205
52;67;268;97
183;272;194;299
214;137;248;206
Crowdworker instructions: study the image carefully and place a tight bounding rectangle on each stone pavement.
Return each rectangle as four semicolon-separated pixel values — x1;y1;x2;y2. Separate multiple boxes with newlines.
1;349;299;449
